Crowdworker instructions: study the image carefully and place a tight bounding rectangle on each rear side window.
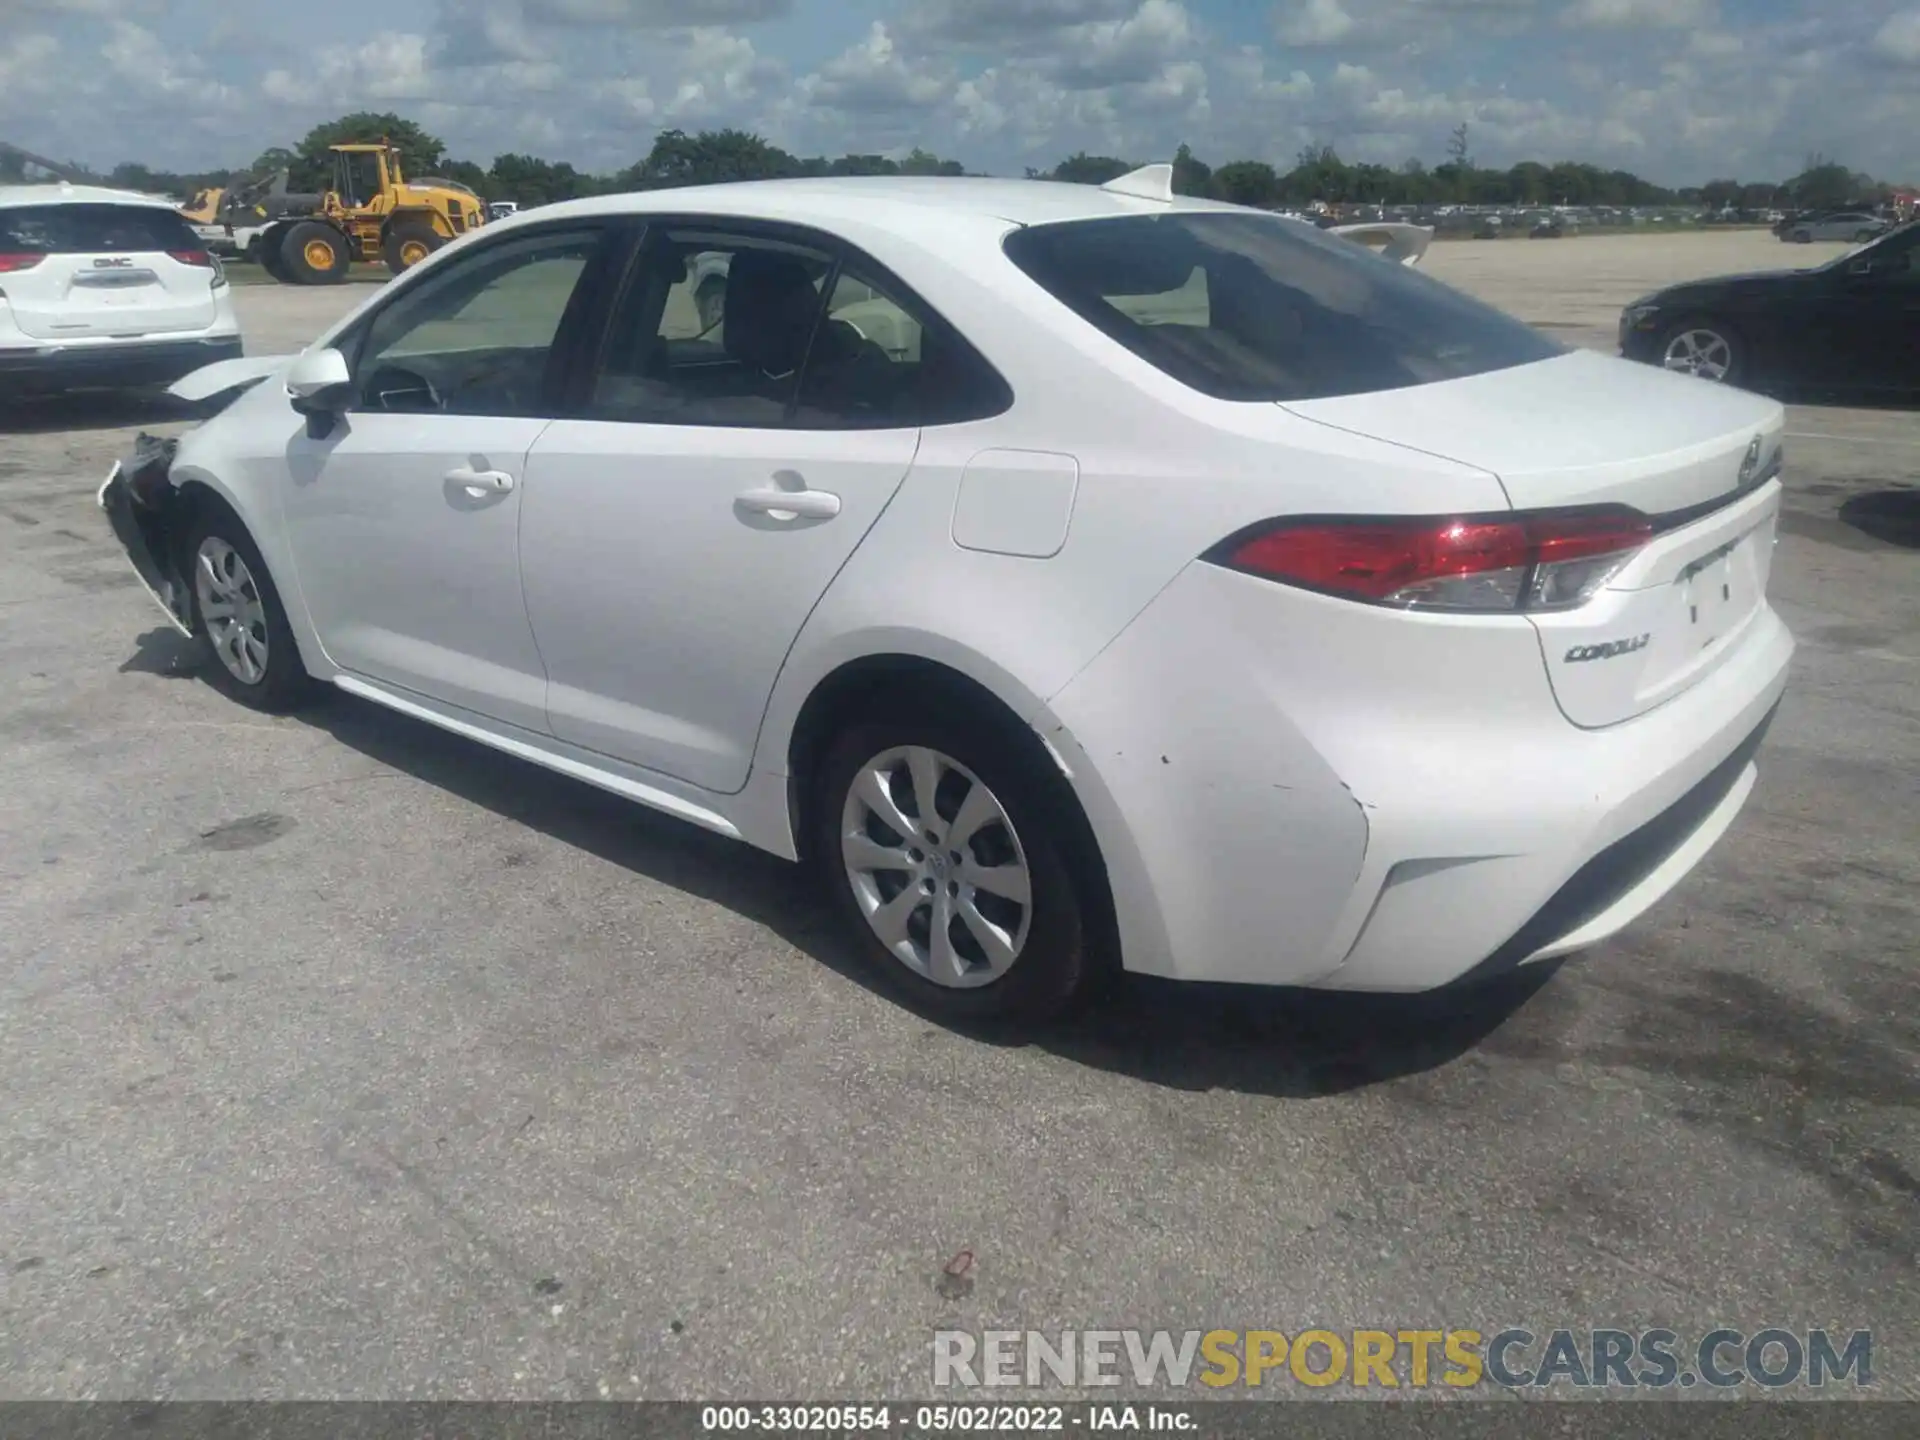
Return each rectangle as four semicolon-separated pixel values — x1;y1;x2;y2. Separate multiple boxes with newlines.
791;262;1013;430
1002;212;1562;402
0;203;202;255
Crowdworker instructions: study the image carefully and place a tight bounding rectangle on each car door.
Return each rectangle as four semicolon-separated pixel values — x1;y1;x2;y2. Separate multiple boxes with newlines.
281;221;623;733
1853;228;1920;391
1809;226;1920;392
517;221;1004;793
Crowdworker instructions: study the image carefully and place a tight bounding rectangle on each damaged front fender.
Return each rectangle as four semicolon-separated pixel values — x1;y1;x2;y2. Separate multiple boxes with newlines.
96;433;193;637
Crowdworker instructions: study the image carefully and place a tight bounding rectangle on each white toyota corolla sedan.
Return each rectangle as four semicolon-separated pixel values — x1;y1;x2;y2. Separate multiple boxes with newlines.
100;168;1793;1024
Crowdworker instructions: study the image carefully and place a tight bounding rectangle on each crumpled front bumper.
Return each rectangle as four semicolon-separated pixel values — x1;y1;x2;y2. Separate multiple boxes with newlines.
96;432;193;637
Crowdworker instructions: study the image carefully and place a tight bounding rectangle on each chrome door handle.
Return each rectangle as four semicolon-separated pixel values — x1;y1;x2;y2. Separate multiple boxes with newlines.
736;486;840;520
446;466;515;495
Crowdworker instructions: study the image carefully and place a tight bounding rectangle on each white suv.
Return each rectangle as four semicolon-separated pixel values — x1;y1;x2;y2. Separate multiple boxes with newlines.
0;183;241;402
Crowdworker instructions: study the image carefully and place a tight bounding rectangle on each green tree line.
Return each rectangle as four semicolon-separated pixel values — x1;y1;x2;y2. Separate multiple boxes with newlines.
18;110;1901;215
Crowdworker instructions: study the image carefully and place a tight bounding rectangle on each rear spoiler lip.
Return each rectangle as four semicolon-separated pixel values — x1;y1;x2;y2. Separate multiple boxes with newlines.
1327;222;1434;267
168;352;294;402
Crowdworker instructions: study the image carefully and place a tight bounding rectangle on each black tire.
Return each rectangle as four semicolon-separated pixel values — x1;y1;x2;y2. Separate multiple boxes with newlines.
1855;229;1879;244
1791;229;1812;243
1656;314;1745;386
280;221;351;285
182;505;321;713
258;227;291;282
810;699;1110;1027
695;277;725;331
382;221;445;276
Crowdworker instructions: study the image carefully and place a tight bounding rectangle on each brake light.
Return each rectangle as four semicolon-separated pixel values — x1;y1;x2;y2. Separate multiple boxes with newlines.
170;249;227;287
1211;508;1652;613
0;253;44;273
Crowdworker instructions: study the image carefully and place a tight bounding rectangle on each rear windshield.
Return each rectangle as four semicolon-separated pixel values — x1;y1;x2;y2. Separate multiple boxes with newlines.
1001;211;1562;402
0;203;201;255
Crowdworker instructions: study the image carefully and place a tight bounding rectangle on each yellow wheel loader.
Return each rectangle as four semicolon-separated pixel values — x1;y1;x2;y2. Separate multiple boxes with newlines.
254;141;488;285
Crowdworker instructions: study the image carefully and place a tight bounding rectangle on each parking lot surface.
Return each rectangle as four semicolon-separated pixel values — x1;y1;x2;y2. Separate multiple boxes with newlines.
2;231;1916;1400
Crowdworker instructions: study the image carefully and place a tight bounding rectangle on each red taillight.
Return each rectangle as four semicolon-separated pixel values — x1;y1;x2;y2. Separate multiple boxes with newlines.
170;248;227;288
1212;509;1652;613
0;253;44;273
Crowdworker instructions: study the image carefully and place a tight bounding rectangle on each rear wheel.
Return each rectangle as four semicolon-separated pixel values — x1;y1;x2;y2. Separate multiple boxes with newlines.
1658;316;1743;385
281;221;351;285
811;702;1107;1026
382;221;445;276
1855;229;1879;244
184;508;320;713
257;226;291;282
1790;229;1812;243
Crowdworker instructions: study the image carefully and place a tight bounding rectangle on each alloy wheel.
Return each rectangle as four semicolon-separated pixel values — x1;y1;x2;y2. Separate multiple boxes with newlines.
1662;328;1733;381
194;536;269;685
839;745;1033;988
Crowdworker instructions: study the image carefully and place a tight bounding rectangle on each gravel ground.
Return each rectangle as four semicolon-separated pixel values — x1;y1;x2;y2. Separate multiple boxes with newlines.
1;229;1916;1403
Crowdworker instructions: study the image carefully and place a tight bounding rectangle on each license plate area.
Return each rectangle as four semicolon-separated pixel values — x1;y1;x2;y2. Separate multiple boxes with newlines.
1529;484;1779;728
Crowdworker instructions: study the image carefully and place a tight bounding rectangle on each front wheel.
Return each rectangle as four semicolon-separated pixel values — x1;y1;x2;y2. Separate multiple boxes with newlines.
812;709;1105;1026
1855;229;1879;244
1658;316;1744;385
185;510;321;713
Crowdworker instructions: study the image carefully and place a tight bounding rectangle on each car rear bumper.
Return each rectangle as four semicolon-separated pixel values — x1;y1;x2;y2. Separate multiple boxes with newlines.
0;335;243;395
1040;560;1793;991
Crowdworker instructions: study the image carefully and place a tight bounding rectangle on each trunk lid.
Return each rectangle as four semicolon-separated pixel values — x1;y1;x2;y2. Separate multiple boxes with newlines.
0;202;219;340
1284;348;1787;727
1281;348;1783;513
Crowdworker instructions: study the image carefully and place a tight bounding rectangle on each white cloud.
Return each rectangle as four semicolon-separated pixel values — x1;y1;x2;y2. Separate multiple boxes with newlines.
903;0;1140;44
263;32;433;106
0;31;61;102
798;22;952;114
1;0;1914;190
1051;0;1197;88
1275;0;1541;49
1277;0;1359;45
1871;10;1920;65
1562;0;1714;30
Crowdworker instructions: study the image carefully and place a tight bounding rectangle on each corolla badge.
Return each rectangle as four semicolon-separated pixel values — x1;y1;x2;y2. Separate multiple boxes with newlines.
1565;634;1651;663
1738;435;1762;486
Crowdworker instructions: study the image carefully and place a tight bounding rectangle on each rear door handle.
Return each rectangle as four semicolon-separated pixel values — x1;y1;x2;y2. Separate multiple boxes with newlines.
736;486;840;520
446;466;515;495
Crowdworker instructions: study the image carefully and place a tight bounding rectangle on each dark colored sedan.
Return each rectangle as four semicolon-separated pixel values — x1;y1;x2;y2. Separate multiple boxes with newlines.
1619;220;1920;396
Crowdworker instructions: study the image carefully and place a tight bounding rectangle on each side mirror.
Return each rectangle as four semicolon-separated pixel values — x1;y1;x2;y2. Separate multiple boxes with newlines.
286;347;352;438
1848;257;1877;276
287;346;351;400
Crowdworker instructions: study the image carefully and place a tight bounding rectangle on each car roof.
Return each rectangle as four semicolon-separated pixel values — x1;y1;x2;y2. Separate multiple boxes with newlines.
0;182;182;212
524;174;1249;240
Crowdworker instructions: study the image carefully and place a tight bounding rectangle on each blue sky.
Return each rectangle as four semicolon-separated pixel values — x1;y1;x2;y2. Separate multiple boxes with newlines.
4;0;1917;184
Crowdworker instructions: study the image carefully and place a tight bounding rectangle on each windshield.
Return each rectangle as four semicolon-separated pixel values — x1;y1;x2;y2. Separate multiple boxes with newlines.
1001;211;1562;403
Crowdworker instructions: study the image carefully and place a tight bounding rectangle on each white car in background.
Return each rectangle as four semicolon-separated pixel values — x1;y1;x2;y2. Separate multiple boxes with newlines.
1783;212;1889;244
0;183;240;403
98;167;1792;1025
